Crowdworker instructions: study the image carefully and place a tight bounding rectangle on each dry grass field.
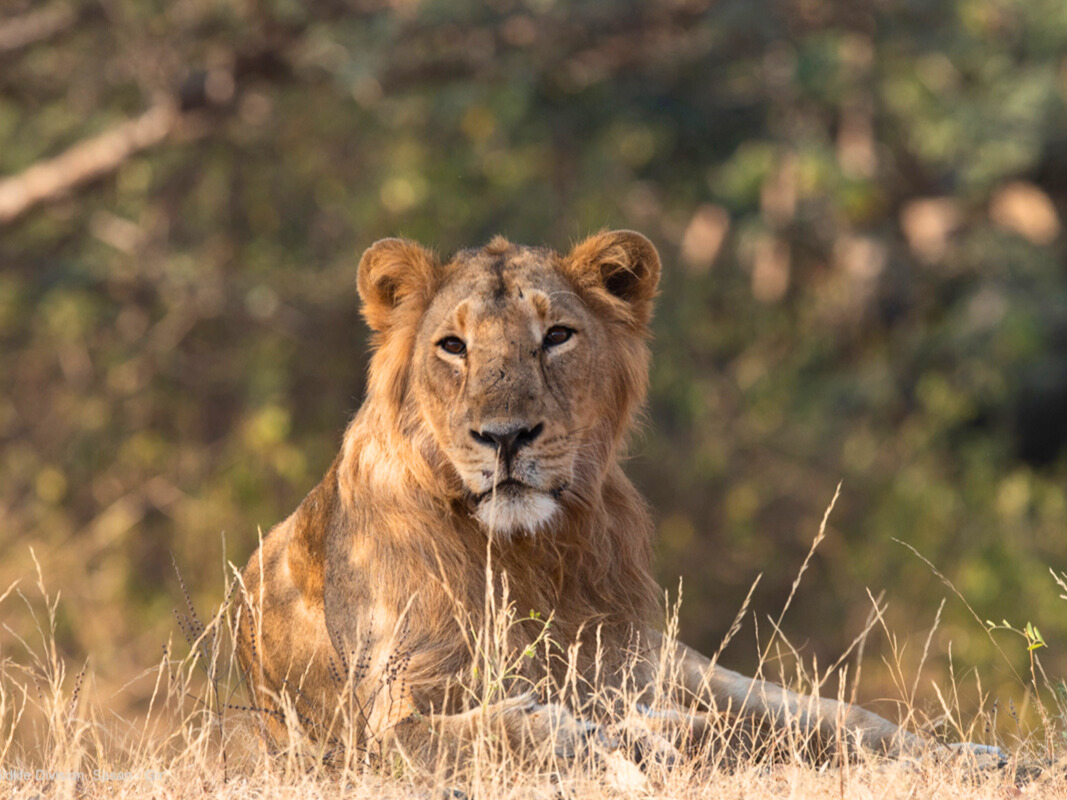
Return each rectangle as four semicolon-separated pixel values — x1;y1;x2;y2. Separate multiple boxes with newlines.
2;522;1063;800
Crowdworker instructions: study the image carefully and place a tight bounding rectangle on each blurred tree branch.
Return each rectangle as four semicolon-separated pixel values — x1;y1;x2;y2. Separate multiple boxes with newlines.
0;103;178;225
0;33;295;226
0;3;80;54
0;2;715;227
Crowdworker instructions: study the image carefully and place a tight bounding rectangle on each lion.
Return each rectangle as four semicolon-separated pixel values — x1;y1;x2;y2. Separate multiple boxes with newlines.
235;230;988;770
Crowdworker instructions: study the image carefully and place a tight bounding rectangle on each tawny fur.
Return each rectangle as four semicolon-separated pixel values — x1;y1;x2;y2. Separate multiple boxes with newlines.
236;231;927;768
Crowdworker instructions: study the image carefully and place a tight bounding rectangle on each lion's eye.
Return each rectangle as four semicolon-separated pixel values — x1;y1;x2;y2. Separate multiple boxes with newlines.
543;326;574;348
438;336;467;356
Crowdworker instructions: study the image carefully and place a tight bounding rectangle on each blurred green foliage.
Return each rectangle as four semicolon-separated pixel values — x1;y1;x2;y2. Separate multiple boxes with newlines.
2;0;1066;716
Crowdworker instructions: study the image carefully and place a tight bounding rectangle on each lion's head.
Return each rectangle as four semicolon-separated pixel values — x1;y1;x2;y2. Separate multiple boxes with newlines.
355;230;661;538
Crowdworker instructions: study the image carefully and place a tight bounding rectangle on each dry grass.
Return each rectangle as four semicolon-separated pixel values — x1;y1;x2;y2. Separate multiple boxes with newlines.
1;530;1063;799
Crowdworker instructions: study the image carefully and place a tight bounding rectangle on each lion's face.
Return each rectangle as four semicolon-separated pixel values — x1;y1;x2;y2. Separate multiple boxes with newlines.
357;231;661;538
411;243;604;535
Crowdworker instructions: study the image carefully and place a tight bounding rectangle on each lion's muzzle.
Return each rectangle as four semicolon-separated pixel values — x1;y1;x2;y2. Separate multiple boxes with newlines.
469;421;545;475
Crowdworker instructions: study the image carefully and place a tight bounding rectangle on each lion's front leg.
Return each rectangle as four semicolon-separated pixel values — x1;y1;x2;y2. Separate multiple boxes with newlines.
385;693;682;780
649;631;923;758
383;693;600;768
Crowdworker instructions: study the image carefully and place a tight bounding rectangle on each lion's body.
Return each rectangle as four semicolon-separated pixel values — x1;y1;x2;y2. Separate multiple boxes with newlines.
239;452;659;747
237;231;921;765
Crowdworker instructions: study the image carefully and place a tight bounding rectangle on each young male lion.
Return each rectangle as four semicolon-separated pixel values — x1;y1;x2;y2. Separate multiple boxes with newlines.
236;230;971;768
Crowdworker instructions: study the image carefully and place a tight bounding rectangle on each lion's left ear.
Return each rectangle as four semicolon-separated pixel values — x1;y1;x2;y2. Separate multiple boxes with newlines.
357;238;439;332
563;230;661;328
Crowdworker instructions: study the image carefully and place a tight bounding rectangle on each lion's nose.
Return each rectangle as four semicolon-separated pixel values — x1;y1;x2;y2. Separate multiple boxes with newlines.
471;423;544;469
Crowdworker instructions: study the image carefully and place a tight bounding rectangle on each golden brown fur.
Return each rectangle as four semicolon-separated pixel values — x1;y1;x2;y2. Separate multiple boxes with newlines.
236;231;943;768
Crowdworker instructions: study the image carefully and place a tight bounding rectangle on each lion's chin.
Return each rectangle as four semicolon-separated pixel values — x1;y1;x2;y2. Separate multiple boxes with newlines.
473;488;559;539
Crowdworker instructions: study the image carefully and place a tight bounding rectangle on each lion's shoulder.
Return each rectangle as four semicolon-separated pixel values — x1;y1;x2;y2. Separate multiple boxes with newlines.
284;456;344;605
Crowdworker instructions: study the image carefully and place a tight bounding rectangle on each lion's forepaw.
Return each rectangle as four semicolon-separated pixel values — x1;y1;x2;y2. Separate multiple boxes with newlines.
521;699;599;760
947;741;1008;768
601;720;681;773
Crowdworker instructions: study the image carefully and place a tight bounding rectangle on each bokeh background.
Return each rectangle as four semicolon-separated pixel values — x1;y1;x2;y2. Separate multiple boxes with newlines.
2;0;1066;728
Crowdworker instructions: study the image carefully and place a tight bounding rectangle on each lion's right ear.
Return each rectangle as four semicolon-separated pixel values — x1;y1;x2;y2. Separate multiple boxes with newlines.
357;238;439;332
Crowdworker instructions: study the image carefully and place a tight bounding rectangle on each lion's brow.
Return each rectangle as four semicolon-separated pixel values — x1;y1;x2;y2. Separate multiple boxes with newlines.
547;290;588;310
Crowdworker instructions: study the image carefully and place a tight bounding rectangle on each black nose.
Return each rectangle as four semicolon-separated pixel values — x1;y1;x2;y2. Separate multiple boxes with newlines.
471;423;544;468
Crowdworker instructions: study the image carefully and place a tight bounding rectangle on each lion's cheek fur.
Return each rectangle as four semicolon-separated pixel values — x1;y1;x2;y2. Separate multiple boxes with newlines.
410;355;465;463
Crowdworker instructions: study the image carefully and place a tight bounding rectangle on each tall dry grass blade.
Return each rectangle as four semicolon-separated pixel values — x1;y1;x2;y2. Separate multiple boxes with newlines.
710;573;762;670
893;539;1021;683
760;482;841;666
848;589;885;708
909;598;945;711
